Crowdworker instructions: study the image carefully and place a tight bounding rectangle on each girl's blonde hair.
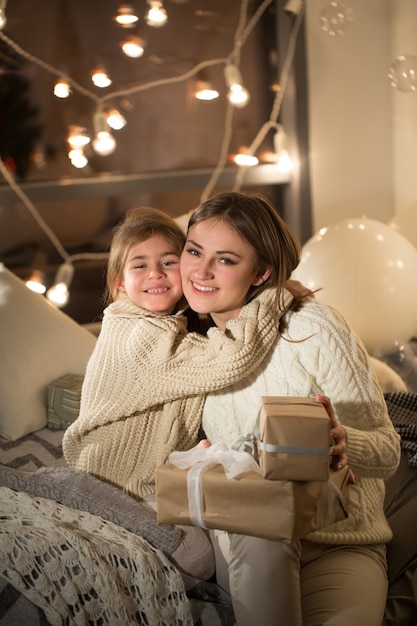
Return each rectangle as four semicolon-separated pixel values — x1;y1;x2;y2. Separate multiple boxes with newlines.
105;206;186;304
187;191;302;316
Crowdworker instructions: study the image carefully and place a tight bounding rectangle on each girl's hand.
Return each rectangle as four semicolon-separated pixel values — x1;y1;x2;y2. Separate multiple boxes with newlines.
196;439;211;449
316;394;355;484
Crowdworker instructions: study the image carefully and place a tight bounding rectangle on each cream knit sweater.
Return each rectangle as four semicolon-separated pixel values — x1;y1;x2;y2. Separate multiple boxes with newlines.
63;289;290;498
202;298;401;545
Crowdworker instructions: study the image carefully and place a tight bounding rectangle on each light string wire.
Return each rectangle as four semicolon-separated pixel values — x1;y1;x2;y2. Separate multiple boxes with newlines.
200;0;252;202
233;1;305;190
0;0;302;271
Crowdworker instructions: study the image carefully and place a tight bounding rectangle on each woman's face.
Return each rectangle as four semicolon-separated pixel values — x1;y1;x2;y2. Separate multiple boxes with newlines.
180;218;270;329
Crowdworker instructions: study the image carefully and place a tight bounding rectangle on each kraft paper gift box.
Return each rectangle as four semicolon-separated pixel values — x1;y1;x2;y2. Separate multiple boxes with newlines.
156;443;349;542
47;373;84;430
257;396;333;482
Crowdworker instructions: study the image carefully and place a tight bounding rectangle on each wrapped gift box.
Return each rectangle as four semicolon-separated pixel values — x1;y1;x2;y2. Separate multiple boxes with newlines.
257;396;333;482
156;453;349;541
47;373;84;430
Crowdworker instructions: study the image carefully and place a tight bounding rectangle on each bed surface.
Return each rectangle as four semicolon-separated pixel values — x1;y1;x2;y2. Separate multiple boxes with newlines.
1;393;417;625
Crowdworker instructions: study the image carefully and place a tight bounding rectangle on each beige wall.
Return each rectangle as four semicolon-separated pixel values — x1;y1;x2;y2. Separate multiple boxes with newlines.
305;0;406;232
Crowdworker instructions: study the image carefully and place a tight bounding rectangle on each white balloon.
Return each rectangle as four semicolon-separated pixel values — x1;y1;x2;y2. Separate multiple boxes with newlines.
389;206;417;250
292;217;417;353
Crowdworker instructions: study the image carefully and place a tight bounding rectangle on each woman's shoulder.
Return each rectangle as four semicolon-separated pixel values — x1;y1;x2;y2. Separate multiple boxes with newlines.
284;296;352;336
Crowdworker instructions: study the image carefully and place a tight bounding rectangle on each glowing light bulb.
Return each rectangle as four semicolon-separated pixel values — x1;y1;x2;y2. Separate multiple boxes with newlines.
93;132;116;156
121;35;146;58
273;126;294;173
232;148;259;167
228;84;250;108
0;0;7;31
388;55;417;92
106;108;127;130
224;64;250;108
195;80;219;101
54;78;71;98
69;148;88;169
114;3;139;27
93;110;116;155
67;126;90;148
145;1;168;27
91;67;112;88
26;270;47;295
46;263;74;308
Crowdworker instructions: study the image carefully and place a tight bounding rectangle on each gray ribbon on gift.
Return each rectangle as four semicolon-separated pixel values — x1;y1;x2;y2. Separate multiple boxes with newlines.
258;441;331;456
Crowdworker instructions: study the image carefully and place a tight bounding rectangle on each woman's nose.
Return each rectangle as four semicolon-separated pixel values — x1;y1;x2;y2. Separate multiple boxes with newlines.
193;259;213;279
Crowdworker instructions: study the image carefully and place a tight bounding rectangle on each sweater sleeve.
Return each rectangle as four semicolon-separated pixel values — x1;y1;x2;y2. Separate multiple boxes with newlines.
284;301;401;480
64;289;289;438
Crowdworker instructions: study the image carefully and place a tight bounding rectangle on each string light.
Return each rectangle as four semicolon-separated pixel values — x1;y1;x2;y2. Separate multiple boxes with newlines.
67;125;91;148
46;262;74;308
68;148;89;169
194;70;219;101
224;63;250;108
0;0;7;31
91;66;112;88
120;34;146;58
26;269;47;294
106;108;127;130
92;108;116;155
0;0;305;307
273;124;293;173
53;77;71;98
113;3;139;27
145;0;168;27
232;147;259;167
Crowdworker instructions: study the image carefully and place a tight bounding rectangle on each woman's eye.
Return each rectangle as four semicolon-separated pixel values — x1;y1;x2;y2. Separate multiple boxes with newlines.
219;257;235;265
186;247;200;257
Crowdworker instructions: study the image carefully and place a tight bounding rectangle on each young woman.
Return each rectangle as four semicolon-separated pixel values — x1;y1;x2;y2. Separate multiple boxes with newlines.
179;191;401;626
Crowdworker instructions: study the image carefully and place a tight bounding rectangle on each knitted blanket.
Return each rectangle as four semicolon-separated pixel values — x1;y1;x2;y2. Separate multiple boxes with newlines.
63;289;290;498
0;486;192;625
0;464;182;555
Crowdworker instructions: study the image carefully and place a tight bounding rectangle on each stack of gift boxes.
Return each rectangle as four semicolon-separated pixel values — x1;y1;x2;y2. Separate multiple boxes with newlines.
156;397;350;540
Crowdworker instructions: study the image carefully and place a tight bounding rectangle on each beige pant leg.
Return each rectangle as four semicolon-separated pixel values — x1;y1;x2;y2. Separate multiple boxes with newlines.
211;529;303;626
301;540;388;626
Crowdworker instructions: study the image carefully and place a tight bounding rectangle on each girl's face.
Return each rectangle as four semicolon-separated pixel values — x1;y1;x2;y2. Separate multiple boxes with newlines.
118;234;183;315
180;218;271;330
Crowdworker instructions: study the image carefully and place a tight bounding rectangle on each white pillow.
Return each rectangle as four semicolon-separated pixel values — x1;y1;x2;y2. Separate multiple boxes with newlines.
368;356;407;393
0;263;97;440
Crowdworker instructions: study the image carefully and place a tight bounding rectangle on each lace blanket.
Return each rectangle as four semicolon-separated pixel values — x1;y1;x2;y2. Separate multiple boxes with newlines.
0;487;192;625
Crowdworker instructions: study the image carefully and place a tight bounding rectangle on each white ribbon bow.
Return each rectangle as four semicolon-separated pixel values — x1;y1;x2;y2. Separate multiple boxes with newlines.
168;442;261;528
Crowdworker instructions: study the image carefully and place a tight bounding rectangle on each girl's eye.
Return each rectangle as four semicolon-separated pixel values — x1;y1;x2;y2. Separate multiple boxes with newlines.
162;260;178;267
219;257;236;265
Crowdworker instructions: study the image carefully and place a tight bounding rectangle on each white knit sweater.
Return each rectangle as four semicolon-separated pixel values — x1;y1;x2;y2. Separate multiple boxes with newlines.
202;298;401;545
63;290;288;498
